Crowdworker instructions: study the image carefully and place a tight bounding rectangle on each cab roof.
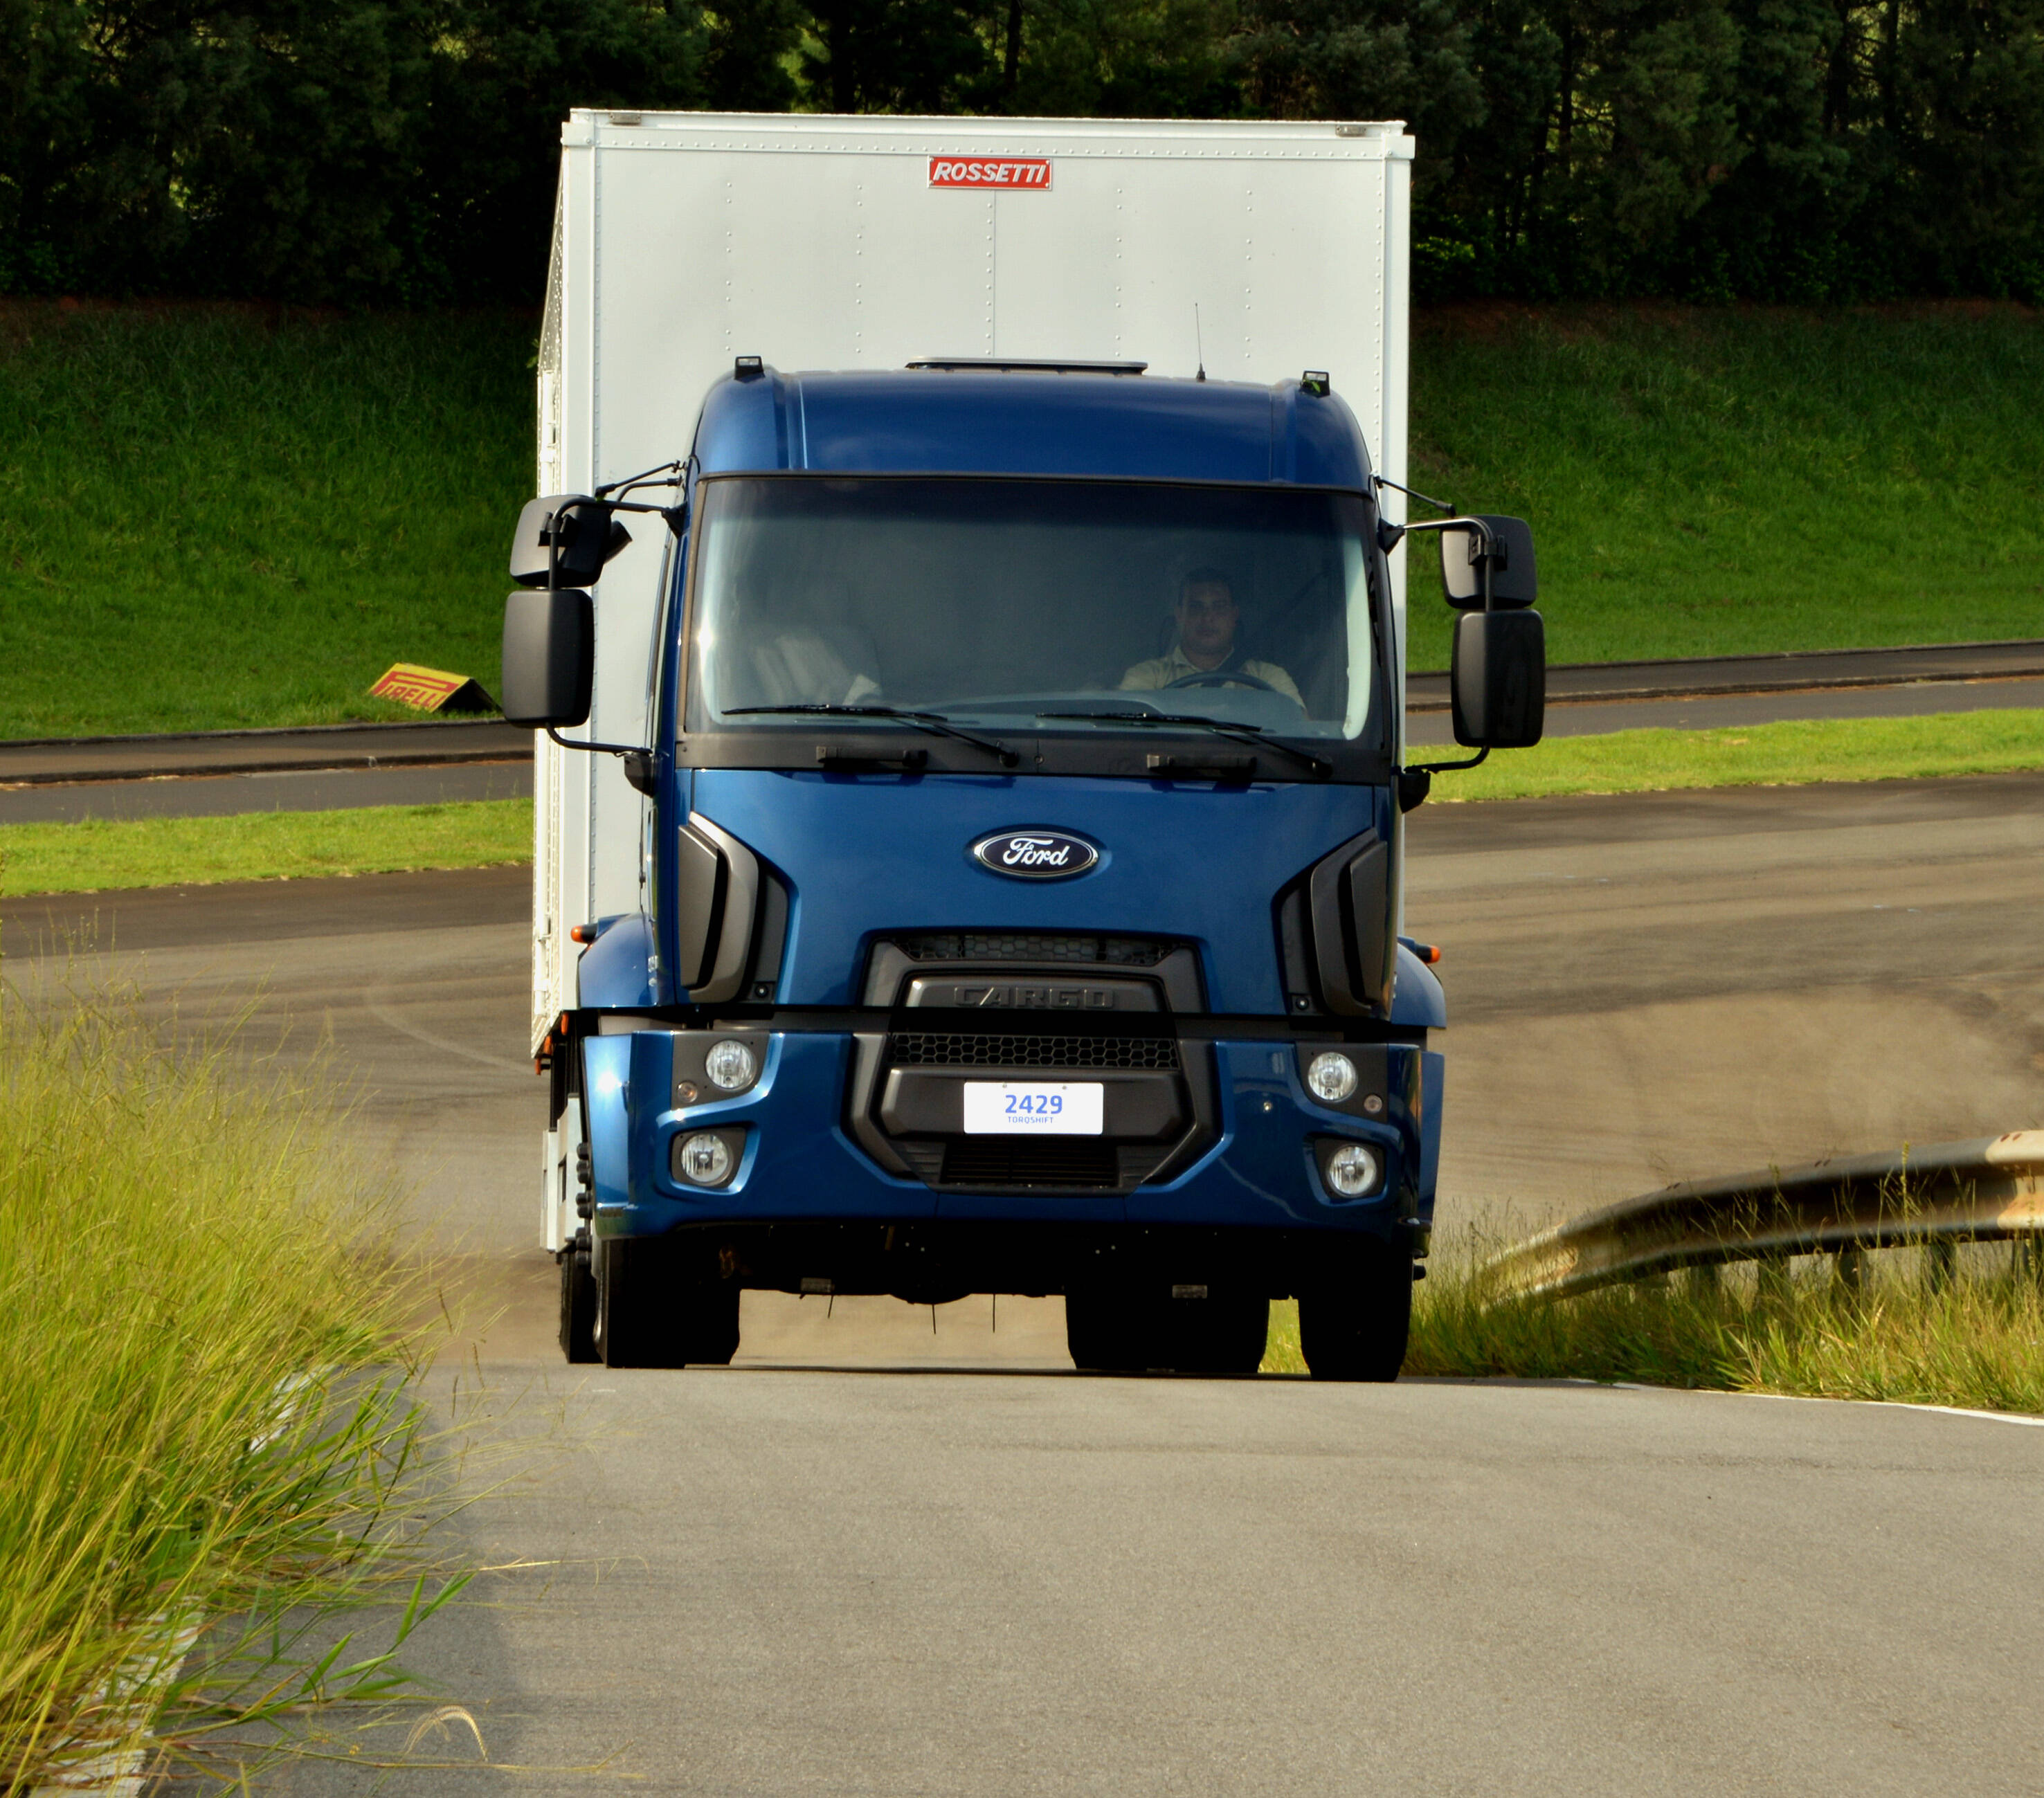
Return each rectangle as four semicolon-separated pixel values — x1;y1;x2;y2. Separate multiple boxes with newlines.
689;364;1374;489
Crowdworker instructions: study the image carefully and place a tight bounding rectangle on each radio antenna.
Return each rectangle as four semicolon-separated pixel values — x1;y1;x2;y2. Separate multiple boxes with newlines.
1194;304;1206;382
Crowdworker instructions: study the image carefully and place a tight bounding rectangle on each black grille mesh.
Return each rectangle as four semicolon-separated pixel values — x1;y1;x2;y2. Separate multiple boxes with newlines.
941;1139;1120;1188
889;1033;1180;1070
894;932;1169;966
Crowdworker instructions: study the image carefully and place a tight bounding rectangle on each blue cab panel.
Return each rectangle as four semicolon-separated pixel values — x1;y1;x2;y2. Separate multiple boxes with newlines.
566;363;1444;1325
694;367;1373;490
684;768;1389;1013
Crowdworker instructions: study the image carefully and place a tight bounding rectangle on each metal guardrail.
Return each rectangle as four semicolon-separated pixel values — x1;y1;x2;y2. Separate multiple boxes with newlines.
1486;1132;2044;1301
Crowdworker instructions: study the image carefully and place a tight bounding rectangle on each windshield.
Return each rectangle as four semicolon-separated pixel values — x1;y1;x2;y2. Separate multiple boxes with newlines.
684;478;1380;742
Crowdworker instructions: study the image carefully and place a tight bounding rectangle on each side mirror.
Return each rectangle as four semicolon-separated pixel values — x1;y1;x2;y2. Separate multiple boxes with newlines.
502;589;594;728
509;495;632;588
1451;610;1546;748
1440;515;1537;610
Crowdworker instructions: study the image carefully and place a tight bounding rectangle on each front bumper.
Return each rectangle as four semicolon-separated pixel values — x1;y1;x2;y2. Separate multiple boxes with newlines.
583;1028;1443;1252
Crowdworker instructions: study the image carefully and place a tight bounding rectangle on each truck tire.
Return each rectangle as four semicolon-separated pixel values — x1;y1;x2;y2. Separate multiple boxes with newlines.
1298;1248;1412;1382
559;1244;599;1363
595;1239;742;1368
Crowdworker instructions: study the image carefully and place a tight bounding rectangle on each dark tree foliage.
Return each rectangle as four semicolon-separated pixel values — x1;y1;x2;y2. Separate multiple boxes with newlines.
1;0;2039;300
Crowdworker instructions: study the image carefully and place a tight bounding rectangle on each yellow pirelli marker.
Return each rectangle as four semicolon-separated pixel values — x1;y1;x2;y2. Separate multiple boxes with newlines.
369;664;497;713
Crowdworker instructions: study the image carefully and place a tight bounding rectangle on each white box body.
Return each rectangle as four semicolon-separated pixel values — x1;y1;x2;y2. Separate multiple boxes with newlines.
532;109;1415;1058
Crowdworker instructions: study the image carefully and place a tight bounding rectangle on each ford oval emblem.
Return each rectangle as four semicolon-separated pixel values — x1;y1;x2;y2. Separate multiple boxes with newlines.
972;829;1099;880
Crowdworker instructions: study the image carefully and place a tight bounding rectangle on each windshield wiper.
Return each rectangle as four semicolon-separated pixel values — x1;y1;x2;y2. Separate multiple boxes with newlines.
1035;710;1332;778
723;704;1020;768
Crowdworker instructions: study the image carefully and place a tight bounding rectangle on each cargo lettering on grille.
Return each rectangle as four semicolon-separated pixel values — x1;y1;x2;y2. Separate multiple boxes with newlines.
964;984;1115;1010
888;1033;1179;1070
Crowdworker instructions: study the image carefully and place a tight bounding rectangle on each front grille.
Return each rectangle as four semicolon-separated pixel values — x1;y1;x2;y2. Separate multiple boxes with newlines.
941;1138;1120;1188
894;932;1170;966
889;1033;1180;1070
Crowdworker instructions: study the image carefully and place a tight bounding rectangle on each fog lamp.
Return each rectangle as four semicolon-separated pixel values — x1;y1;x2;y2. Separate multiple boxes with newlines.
676;1131;736;1186
1325;1142;1381;1199
1305;1051;1358;1104
705;1038;758;1092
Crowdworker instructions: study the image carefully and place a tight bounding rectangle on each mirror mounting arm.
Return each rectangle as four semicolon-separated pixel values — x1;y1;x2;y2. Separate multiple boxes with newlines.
595;458;685;501
1392;515;1500;610
546;729;660;797
1408;747;1489;776
1393;747;1490;812
1370;474;1458;556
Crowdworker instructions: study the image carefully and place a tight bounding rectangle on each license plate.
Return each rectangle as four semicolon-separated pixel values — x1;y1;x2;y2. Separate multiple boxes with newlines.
963;1082;1104;1135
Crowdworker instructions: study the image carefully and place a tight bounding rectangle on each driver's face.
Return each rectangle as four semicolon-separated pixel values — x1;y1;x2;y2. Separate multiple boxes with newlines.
1177;582;1239;667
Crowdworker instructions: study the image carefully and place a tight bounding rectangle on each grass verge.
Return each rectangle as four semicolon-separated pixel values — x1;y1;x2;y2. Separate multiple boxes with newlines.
8;710;2044;900
0;302;531;739
1431;706;2044;803
1263;1245;2044;1414
0;798;531;896
3;300;2041;737
1407;302;2044;673
0;977;461;1790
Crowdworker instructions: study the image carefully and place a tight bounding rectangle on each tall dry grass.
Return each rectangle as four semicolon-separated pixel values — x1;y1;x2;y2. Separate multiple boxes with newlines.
1264;1231;2044;1413
0;974;460;1792
1410;1242;2044;1414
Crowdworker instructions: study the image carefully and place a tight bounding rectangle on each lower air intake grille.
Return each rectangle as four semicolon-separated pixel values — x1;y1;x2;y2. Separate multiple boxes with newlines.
890;1033;1179;1070
895;932;1169;966
941;1139;1120;1188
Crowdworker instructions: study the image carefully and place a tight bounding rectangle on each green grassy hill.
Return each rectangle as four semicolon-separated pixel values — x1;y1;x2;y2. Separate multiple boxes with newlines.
2;300;2038;738
0;304;530;738
1404;302;2044;673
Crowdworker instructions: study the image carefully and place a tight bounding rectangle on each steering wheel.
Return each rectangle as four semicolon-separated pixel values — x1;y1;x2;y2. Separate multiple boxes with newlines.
1164;670;1280;693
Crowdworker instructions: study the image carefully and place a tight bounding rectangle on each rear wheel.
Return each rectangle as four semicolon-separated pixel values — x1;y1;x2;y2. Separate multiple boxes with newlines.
1298;1247;1412;1382
558;1242;599;1363
595;1239;742;1368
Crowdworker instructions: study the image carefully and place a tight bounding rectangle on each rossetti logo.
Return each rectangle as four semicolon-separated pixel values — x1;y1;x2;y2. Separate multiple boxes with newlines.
928;158;1053;191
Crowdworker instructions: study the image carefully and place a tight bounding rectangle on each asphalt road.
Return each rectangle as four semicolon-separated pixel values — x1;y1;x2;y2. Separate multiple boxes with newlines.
1406;671;2044;746
11;773;2042;1792
0;759;533;824
5;663;2041;823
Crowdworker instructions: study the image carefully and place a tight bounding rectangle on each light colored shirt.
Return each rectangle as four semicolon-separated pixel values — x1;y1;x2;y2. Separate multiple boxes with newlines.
1119;642;1303;707
743;633;881;707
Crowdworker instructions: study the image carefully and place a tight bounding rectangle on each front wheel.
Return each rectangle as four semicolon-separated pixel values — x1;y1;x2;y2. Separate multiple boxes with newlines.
595;1239;742;1368
1298;1248;1413;1382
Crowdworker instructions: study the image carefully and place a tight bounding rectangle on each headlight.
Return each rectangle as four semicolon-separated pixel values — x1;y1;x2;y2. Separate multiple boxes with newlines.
1325;1142;1381;1198
1305;1051;1358;1104
676;1131;736;1186
705;1039;758;1092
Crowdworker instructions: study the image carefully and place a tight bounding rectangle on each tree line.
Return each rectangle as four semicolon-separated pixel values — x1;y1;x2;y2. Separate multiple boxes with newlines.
3;0;2040;304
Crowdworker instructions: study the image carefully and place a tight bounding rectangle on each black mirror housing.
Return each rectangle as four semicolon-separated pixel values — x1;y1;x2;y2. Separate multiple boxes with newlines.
509;495;629;588
1440;515;1537;610
502;589;595;728
1451;609;1546;748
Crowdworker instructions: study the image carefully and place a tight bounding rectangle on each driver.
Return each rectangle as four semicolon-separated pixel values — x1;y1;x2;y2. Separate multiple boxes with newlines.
1119;567;1301;705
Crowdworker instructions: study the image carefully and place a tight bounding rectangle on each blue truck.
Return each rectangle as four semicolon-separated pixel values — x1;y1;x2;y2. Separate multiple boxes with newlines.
503;352;1544;1377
